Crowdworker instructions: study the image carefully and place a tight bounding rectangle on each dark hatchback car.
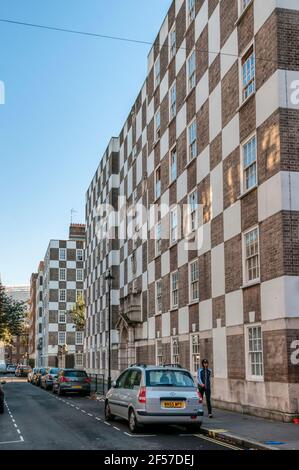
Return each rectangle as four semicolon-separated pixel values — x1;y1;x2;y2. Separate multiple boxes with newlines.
52;369;91;396
40;368;60;390
15;365;32;377
0;380;6;414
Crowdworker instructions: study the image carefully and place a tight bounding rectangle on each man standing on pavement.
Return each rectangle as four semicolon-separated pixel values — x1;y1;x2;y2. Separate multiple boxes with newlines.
197;359;213;418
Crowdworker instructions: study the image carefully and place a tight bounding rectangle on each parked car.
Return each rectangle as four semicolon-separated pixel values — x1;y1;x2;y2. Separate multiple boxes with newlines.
0;380;6;414
105;364;203;433
52;369;91;396
0;363;6;375
27;368;38;383
6;364;16;374
32;367;47;386
15;365;32;377
41;368;60;390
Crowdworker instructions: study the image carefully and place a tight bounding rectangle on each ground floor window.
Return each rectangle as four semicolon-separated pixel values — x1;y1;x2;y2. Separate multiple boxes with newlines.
246;324;263;380
75;353;84;367
191;334;200;375
171;337;180;365
156;339;163;366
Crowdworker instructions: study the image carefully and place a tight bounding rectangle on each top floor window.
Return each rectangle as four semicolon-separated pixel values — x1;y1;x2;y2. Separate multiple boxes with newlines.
241;45;255;102
76;249;83;262
187;50;196;92
188;0;196;25
242;135;257;193
170;26;176;59
59;248;66;261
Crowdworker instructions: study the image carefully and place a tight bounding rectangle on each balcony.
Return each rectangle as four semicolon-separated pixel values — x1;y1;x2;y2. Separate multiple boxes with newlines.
119;290;142;324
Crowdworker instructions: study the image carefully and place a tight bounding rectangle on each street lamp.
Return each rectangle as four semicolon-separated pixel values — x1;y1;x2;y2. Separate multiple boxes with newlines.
105;269;114;391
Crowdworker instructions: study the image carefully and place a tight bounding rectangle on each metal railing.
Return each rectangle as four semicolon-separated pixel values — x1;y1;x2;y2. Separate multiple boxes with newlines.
88;373;106;396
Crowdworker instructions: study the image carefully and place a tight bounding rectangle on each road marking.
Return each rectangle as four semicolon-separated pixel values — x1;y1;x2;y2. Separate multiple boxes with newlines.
3;401;25;444
88;413;93;417
104;422;111;426
194;433;242;450
95;417;101;421
81;410;86;413
113;426;120;431
124;432;157;437
0;439;24;445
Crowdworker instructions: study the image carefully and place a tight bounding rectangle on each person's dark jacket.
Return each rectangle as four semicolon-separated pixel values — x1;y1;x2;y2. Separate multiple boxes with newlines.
197;368;212;390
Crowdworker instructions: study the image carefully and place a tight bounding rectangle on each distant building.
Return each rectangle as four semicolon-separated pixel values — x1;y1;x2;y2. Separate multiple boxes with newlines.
28;273;38;363
39;224;85;368
35;262;44;367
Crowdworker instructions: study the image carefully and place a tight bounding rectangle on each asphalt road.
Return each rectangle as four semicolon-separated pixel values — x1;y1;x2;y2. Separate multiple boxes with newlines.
0;377;242;450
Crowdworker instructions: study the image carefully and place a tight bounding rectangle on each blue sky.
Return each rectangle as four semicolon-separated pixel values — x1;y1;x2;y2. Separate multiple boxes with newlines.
0;0;171;286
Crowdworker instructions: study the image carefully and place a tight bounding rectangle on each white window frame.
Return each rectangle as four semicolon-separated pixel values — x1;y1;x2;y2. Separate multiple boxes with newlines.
169;146;177;183
241;133;257;194
242;226;260;286
76;249;83;262
187;0;196;25
170;271;179;309
189;260;199;303
187;49;196;93
58;331;66;346
170;207;178;245
188;189;198;233
169;82;176;120
75;353;84;367
75;331;84;345
76;269;84;282
59;289;66;302
188;119;197;161
154;57;160;89
155;280;162;314
240;43;255;104
156;339;163;366
155;166;161;199
171;337;180;365
155;222;162;256
59;248;66;261
245;323;264;381
58;310;66;324
154;109;161;141
169;25;176;60
190;334;200;376
59;268;66;281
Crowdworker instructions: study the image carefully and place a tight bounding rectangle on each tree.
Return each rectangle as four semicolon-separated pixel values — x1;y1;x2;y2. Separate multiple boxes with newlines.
0;281;28;344
69;294;86;331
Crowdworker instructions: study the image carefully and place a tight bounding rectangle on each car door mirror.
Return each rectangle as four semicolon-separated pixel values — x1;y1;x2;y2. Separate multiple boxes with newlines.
112;380;117;388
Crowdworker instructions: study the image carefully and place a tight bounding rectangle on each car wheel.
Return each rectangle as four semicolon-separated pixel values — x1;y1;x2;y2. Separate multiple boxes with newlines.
128;409;140;434
104;401;115;421
58;386;64;396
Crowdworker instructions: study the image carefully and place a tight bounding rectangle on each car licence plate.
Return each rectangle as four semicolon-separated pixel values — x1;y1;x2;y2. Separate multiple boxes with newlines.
161;401;184;409
73;386;82;389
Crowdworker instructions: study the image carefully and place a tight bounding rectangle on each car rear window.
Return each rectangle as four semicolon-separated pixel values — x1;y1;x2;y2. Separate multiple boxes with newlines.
64;371;87;378
146;370;194;387
49;368;59;374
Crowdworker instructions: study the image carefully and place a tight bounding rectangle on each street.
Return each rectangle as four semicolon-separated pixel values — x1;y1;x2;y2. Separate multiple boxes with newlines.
0;377;241;450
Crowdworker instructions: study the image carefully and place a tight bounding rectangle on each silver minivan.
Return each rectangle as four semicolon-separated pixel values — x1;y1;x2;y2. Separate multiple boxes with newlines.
105;364;203;433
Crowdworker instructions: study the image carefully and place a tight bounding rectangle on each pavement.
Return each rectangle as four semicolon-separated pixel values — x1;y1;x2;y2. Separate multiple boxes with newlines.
0;377;241;451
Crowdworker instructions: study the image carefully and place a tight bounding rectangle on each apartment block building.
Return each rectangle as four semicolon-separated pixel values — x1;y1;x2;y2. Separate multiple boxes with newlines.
40;224;85;368
34;261;44;367
28;273;38;362
85;0;299;421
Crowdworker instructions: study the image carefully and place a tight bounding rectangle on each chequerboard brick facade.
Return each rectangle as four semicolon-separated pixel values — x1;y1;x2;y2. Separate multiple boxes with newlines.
85;0;299;421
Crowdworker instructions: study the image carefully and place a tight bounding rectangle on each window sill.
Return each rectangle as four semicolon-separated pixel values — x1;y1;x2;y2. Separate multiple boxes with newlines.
235;1;254;26
236;92;256;113
170;307;178;313
185;86;196;104
185;157;197;171
246;376;264;383
241;280;261;290
238;184;258;200
188;300;199;307
167;178;177;190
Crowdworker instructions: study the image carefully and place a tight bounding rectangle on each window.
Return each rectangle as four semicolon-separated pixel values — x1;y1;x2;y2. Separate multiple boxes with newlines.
247;325;263;379
170;147;177;183
75;331;84;345
241;45;255;102
171;337;180;365
156;339;163;366
59;289;66;302
58;310;66;324
59;268;66;281
191;334;200;375
187;50;196;92
188;190;198;233
171;271;179;308
242;135;257;192
240;0;252;14
76;249;83;261
76;269;84;281
76;289;83;302
170;26;176;59
155;109;161;141
155;222;162;256
244;228;260;283
154;57;160;88
169;83;176;119
155;167;161;199
58;331;66;346
59;248;66;261
170;207;178;244
156;280;162;313
189;260;199;302
188;120;197;161
75;353;84;367
188;0;196;25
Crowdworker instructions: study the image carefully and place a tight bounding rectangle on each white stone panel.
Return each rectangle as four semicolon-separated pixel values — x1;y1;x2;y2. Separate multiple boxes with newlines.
210;162;223;219
199;299;213;331
198;221;211;256
175;0;184;15
176;103;187;139
161;251;170;277
50;260;59;269
147;151;154;176
136;109;142;139
148;261;155;285
221;29;238;79
261;276;299;320
159;17;168;49
177;169;187;202
225;290;243;326
208;5;220;65
195;0;208;41
160;129;169;159
178;239;188;268
211;243;225;298
277;0;299;10
196;71;209;112
224;201;241;241
209;83;221;141
49;303;58;311
142;272;148;292
256;71;279;128
212;326;228;379
196;145;210;184
176;39;186;75
111;289;120;306
162;312;171;338
222;114;240;160
136;153;142;185
160;71;169;102
67;241;76;250
178;307;189;334
48;324;58;332
49;281;59;290
50;240;59;249
254;0;276;35
148;316;156;340
147;98;154;125
66;281;76;290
